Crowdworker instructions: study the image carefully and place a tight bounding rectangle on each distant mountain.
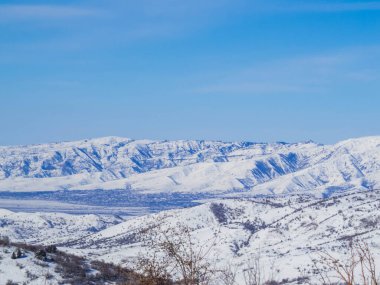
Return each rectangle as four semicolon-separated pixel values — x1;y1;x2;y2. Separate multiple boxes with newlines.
0;136;379;196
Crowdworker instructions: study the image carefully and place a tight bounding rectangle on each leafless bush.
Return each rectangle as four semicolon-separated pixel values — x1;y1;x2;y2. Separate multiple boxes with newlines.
244;254;264;285
0;238;147;284
45;245;57;253
33;259;49;268
136;251;173;285
242;219;266;234
217;264;238;285
357;242;379;285
45;272;54;280
360;217;380;229
316;240;379;285
90;260;142;284
0;236;10;246
138;221;217;285
243;252;279;285
25;270;38;281
210;203;229;224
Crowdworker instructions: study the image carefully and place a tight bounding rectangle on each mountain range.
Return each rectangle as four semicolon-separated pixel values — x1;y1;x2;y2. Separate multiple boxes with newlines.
1;136;380;284
0;136;379;196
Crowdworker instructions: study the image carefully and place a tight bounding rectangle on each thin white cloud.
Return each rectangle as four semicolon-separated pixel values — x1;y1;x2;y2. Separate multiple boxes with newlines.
195;46;380;95
268;1;380;13
0;5;99;20
309;2;380;12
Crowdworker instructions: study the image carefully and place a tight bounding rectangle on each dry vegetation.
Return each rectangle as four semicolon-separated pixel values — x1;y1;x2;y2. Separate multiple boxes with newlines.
1;229;379;285
312;240;379;285
0;235;153;285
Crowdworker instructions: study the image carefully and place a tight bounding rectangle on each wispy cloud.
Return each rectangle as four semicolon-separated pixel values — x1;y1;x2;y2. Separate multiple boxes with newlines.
265;1;380;13
0;5;99;20
195;46;380;95
108;0;241;40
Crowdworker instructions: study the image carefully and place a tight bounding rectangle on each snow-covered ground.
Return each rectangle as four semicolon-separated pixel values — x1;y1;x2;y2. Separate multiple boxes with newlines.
0;245;62;285
0;209;123;244
57;189;380;283
0;189;379;284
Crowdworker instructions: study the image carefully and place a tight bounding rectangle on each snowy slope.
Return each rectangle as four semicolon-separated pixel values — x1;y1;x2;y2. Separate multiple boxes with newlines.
0;209;123;244
0;189;379;283
0;136;379;196
62;189;380;284
0;245;63;285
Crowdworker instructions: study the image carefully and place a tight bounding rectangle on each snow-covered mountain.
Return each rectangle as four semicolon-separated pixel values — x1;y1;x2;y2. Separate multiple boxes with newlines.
0;136;379;196
1;136;379;284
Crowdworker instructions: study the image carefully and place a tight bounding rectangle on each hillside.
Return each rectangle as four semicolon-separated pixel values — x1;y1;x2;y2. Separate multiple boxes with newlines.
63;189;380;283
0;189;379;284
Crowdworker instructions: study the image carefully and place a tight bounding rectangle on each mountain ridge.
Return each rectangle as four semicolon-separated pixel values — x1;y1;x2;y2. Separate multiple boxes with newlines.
0;136;379;196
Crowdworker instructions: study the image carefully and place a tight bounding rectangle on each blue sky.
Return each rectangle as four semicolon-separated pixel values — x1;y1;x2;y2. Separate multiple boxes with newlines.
1;0;380;145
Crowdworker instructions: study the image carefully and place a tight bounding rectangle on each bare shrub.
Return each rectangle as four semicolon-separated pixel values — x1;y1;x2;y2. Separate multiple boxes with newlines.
217;264;238;285
25;270;38;281
357;242;379;285
136;251;173;285
0;239;148;284
244;255;264;285
0;236;10;246
210;203;228;224
53;252;87;281
138;221;217;285
45;245;57;253
242;219;266;234
243;252;279;285
33;260;49;268
316;240;379;285
35;249;47;261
